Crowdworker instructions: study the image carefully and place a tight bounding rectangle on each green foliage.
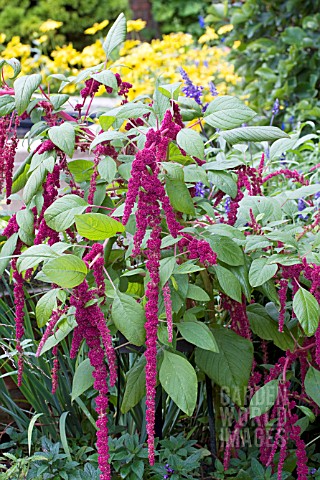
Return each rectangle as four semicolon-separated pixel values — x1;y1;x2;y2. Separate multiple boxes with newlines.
0;0;129;50
220;0;320;122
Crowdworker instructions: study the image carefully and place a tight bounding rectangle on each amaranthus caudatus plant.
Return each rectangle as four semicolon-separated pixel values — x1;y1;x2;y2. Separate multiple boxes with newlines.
1;12;320;480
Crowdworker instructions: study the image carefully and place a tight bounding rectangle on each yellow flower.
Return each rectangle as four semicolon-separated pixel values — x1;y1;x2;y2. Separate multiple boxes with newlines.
0;33;6;44
127;19;146;33
217;24;234;35
232;40;241;49
38;35;48;44
39;19;63;33
198;27;218;44
84;19;109;35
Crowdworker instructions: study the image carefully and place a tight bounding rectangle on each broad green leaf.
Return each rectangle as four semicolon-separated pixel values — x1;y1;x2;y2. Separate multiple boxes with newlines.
50;94;69;110
305;366;320;407
213;264;242;303
174;262;205;274
16;208;34;235
249;380;279;418
293;287;320;336
0;233;18;275
100;101;152;120
208;235;244;266
112;291;146;346
158;82;181;99
17;244;59;272
75;213;124;240
186;284;210;301
195;326;253;406
176;128;204;159
285;184;320;200
207;223;246;241
40;316;77;354
249;258;278;287
184;165;208;185
177;321;219;352
166;178;195;215
44;194;88;232
159;257;176;288
236;196;282;227
168;142;194;165
159;351;197;416
121;356;146;413
103;13;127;57
0;57;21;79
178;96;202;121
42;255;87;288
204;95;256;129
36;289;59;328
68;159;94;182
48;123;76;157
219;126;289;144
269;136;298;159
71;358;94;401
0;95;15;115
98;156;117;183
91;70;118;89
208;171;237;198
90;130;126;150
14;74;42;115
23;163;47;204
247;303;294;351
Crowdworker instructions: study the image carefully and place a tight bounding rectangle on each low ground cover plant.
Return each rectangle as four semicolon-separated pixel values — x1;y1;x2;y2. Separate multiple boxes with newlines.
0;12;320;480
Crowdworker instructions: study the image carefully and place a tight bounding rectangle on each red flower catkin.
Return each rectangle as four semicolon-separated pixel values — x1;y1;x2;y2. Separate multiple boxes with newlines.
163;283;173;342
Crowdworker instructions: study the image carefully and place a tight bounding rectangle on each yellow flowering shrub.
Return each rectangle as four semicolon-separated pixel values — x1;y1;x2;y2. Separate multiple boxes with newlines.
0;19;240;98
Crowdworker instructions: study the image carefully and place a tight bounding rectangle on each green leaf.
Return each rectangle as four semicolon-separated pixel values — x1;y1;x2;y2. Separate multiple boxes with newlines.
0;58;21;79
42;255;87;288
17;244;59;272
28;413;43;456
174;262;204;274
0;95;15;115
48;123;75;157
16;208;34;235
213;264;242;303
91;70;118;89
249;258;278;287
40;316;77;354
219;126;289;144
44;194;88;232
100;101;152;120
247;303;294;351
50;94;70;110
178;321;219;352
71;358;94;401
195;326;253;406
23;163;47;204
159;351;197;416
90;131;126;150
36;290;59;328
166;178;195;215
68;159;94;182
159;257;176;288
293;287;320;336
98;156;117;183
75;213;125;240
285;184;320;200
208;171;237;198
103;13;127;57
249;380;279;418
208;235;244;266
305;366;320;407
176;128;204;159
0;233;18;275
158;82;181;100
121;356;146;413
112;291;146;346
14;74;42;115
187;284;210;302
269;136;298;159
59;412;72;461
204;95;256;130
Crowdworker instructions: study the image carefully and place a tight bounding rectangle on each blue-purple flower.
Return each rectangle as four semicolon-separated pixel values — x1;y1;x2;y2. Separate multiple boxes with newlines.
179;67;203;105
298;198;308;221
198;15;205;28
272;98;280;116
209;81;218;97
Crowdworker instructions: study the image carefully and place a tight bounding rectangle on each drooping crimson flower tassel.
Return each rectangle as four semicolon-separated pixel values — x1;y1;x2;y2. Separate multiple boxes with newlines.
163;283;173;342
71;281;112;480
278;279;288;332
36;310;61;357
51;345;59;394
0;113;20;203
11;255;25;386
